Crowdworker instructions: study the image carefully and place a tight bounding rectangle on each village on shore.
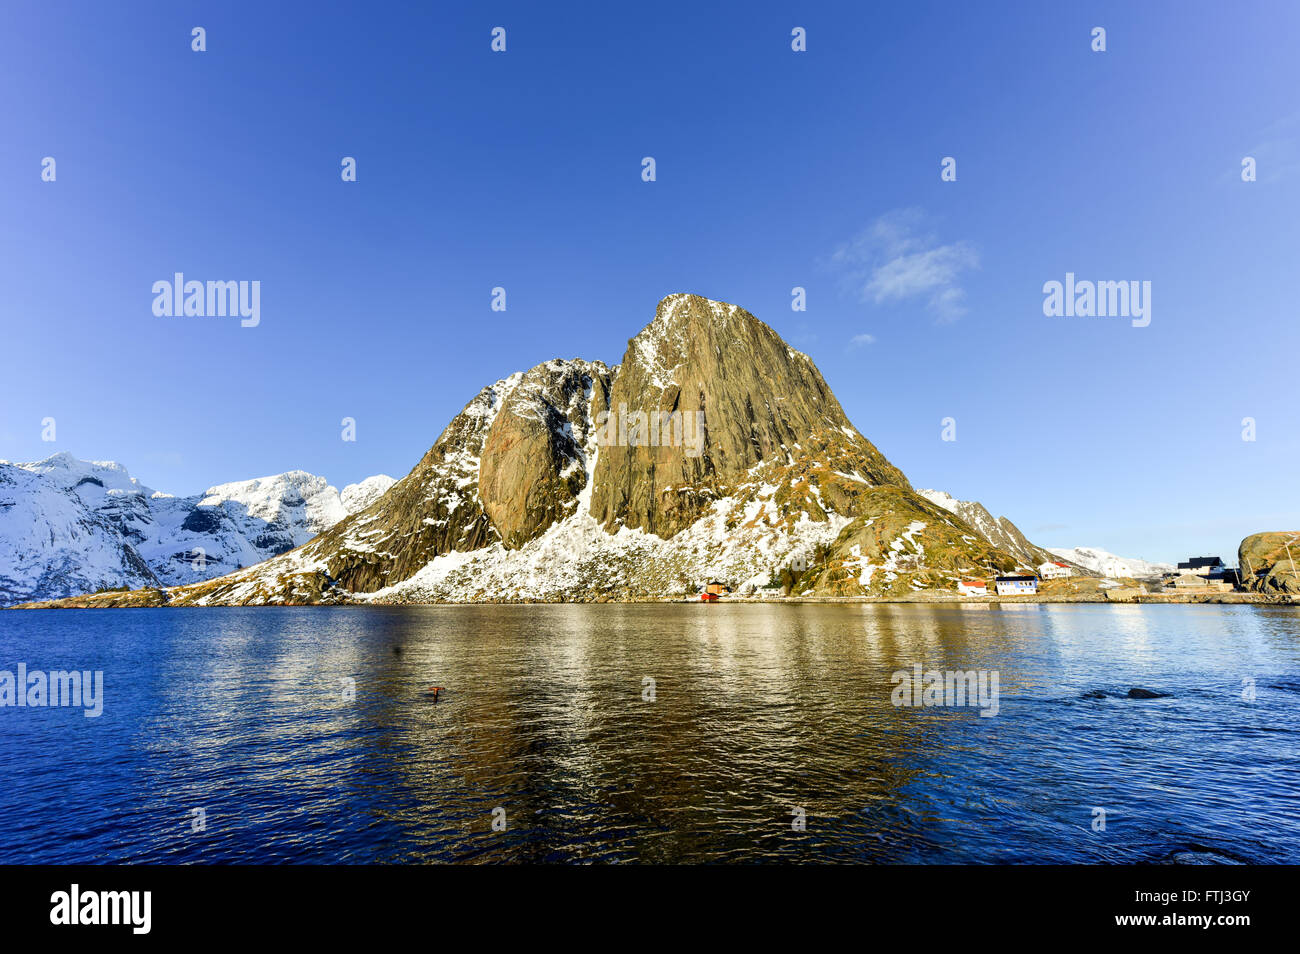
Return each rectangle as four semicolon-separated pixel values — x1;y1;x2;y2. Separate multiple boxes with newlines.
691;554;1299;605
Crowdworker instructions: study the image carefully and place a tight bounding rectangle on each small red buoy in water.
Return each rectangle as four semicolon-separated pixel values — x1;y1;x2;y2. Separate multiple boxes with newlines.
427;686;444;702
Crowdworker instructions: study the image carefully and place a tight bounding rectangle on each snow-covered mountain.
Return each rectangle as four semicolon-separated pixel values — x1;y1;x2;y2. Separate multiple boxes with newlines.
0;452;392;605
21;295;1161;609
340;474;397;513
1047;546;1173;580
0;463;159;606
37;294;1075;608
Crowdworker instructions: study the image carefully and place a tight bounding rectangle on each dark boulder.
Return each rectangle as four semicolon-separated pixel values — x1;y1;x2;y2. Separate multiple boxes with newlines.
1126;687;1169;699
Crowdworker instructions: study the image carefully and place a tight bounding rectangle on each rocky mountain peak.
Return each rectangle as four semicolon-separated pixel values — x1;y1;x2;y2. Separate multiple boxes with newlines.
16;296;1072;607
590;294;909;538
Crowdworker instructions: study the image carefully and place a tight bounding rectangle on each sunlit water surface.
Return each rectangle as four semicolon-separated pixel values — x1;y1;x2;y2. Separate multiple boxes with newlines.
0;603;1296;863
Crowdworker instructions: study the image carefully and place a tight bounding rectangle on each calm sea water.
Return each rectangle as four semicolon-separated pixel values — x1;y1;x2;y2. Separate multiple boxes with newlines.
0;603;1297;864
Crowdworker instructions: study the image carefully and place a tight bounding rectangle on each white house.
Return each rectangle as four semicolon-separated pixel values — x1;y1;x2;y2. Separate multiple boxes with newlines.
995;576;1039;596
957;580;988;597
1038;561;1071;579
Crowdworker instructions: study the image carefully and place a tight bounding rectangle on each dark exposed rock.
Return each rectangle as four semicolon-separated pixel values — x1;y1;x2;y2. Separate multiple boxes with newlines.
1161;845;1247;865
180;507;225;534
1127;687;1169;699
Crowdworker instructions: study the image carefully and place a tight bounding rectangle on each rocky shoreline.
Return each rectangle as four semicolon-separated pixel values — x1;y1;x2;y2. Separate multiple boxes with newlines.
11;590;1298;609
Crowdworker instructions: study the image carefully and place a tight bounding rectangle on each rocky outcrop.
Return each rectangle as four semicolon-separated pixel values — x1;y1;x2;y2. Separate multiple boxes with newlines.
479;360;611;548
1239;532;1300;594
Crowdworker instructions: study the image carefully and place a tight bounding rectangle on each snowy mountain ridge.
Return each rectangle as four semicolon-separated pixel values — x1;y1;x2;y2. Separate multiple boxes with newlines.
916;488;1067;570
1047;546;1174;580
0;454;393;606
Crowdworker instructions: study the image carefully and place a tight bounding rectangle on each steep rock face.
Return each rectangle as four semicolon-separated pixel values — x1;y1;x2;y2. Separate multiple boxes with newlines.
1239;532;1300;594
480;360;611;548
590;294;909;538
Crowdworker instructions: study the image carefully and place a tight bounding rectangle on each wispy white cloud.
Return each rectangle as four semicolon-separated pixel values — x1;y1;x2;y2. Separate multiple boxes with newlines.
830;209;978;322
1238;110;1300;184
849;333;876;347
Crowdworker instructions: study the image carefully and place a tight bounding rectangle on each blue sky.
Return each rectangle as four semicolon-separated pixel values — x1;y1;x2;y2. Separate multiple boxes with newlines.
2;0;1297;564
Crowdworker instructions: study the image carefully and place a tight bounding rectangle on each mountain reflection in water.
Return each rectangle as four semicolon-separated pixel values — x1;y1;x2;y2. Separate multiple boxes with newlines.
0;603;1296;863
